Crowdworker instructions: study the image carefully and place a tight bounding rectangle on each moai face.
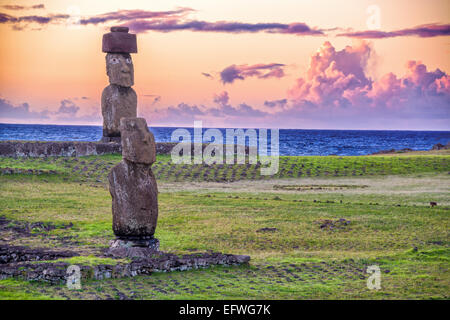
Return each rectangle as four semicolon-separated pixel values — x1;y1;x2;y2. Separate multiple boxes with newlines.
120;117;156;165
106;53;134;87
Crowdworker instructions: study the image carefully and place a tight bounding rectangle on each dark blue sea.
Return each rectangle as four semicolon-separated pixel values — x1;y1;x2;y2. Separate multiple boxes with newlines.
0;123;449;156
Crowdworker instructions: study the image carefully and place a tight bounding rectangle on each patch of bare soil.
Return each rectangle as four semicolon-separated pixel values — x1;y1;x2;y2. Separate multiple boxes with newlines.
273;184;368;191
0;216;73;238
315;218;351;231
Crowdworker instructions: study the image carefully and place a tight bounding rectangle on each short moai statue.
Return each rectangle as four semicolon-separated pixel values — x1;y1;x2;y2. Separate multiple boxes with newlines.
101;26;138;143
108;117;159;254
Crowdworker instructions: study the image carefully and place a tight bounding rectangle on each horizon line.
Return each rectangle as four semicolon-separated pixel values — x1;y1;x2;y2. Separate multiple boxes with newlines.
0;122;450;132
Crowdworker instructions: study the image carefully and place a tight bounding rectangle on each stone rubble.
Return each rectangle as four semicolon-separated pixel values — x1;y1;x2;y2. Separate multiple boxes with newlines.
0;244;76;264
0;248;250;284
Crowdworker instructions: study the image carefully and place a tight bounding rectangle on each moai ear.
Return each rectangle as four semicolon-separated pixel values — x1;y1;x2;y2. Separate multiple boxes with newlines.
105;55;111;77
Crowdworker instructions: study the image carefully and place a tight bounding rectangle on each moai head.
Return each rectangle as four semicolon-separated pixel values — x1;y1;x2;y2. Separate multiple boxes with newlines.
120;117;156;165
106;53;134;87
103;26;137;87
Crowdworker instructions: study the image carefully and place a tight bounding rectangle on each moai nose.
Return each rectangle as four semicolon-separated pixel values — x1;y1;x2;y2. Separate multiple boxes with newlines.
120;62;131;73
120;59;130;73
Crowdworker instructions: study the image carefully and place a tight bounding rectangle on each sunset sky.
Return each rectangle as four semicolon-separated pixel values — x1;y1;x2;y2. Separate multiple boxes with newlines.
0;0;449;129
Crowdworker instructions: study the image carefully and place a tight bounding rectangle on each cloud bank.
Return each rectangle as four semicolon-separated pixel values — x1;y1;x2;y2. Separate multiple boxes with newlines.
282;41;450;128
140;91;267;127
1;6;449;41
0;98;49;120
288;41;449;111
1;41;449;129
0;98;100;123
338;23;450;39
125;20;323;35
1;4;45;11
143;41;450;129
0;8;324;36
78;8;193;26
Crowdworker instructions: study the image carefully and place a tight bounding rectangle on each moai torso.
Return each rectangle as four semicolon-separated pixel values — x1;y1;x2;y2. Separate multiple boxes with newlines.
101;85;137;137
109;161;158;237
108;117;158;239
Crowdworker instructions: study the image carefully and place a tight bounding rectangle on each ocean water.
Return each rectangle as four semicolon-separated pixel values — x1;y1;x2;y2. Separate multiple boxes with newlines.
0;123;449;156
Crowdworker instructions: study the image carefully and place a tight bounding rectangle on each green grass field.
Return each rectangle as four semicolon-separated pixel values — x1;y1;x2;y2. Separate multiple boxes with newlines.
0;153;449;299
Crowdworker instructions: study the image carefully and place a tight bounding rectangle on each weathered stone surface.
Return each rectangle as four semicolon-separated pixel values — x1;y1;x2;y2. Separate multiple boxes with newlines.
109;237;159;249
0;141;246;157
107;238;160;259
110;26;129;33
101;26;137;142
120;117;156;165
105;53;134;87
108;160;158;238
102;27;137;54
0;141;121;158
100;136;122;143
101;85;137;137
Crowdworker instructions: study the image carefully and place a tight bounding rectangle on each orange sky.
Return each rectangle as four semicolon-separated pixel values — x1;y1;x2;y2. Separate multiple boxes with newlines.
0;0;449;129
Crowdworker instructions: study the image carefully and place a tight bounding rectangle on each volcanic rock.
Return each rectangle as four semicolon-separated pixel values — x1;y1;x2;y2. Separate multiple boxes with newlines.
101;85;137;138
102;27;137;54
108;160;158;239
120;117;156;165
105;53;134;87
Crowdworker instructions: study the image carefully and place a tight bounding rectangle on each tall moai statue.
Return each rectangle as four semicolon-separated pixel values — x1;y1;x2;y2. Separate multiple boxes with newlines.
108;117;159;252
101;26;138;143
103;27;160;255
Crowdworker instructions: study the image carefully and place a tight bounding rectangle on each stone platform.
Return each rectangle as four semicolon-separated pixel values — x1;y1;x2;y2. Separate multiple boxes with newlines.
107;238;160;259
0;243;250;284
0;141;121;158
0;141;252;158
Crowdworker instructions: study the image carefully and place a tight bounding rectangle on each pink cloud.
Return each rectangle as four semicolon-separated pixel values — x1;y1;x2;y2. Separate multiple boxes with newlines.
288;41;372;108
213;91;230;105
287;41;450;122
